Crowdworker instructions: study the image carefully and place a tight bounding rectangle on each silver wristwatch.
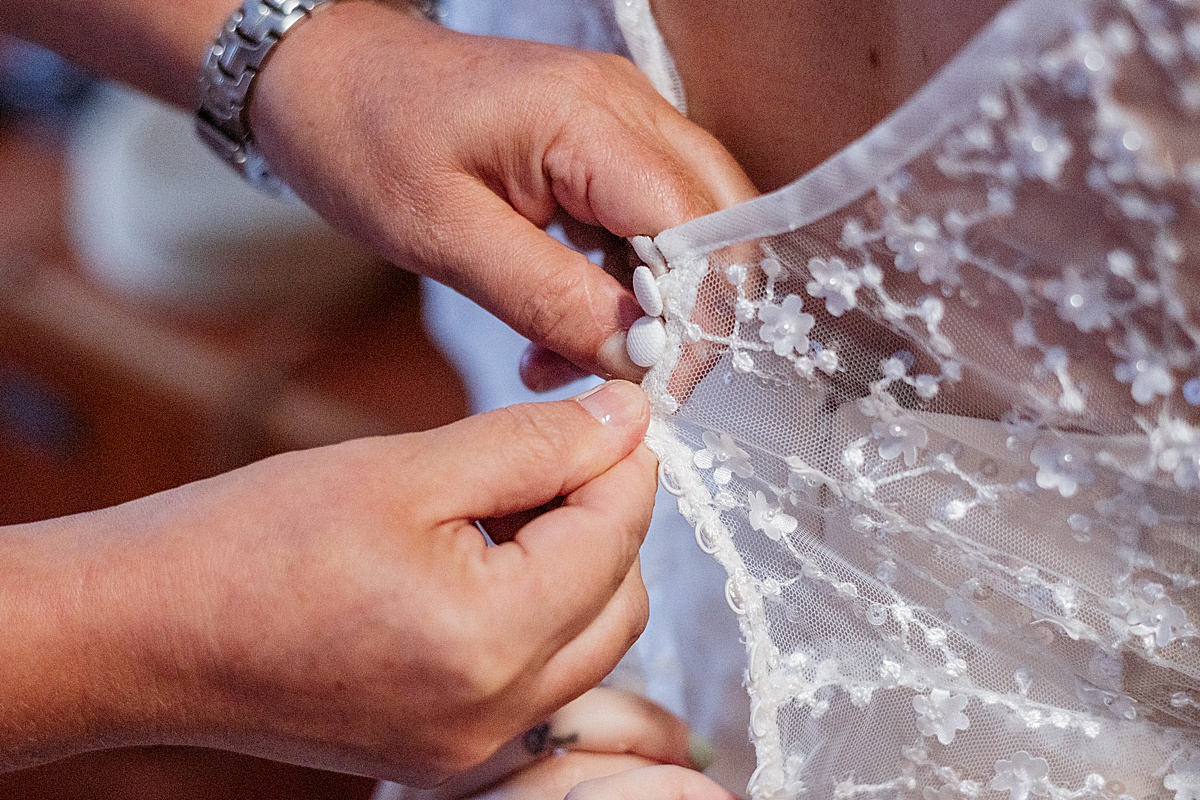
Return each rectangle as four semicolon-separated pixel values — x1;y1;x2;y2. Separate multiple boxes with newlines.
196;0;439;195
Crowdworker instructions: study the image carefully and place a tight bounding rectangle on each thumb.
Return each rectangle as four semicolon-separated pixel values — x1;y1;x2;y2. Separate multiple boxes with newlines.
418;380;651;522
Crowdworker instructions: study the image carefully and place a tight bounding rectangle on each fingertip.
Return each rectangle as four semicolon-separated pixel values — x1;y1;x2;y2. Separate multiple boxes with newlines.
519;344;593;393
567;764;738;800
573;380;650;433
598;330;649;383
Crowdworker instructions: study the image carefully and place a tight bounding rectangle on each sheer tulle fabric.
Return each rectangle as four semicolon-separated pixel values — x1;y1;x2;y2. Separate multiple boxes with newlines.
633;0;1200;797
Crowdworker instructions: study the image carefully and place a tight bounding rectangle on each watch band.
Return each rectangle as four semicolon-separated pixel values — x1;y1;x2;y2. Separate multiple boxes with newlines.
196;0;439;195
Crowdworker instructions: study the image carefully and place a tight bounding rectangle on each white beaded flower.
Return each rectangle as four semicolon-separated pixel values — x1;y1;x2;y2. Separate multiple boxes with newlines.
1127;595;1188;648
1116;357;1174;405
758;295;815;357
1172;449;1200;489
1006;108;1073;182
1165;754;1200;800
1043;267;1113;332
1030;439;1094;498
748;491;798;541
990;752;1050;800
912;689;970;745
806;256;861;316
884;215;958;285
693;431;755;486
872;418;930;467
945;594;996;635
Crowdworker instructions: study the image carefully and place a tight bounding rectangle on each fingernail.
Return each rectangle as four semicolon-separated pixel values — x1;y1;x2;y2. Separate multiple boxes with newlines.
598;330;646;382
520;345;591;393
688;733;717;771
575;380;645;427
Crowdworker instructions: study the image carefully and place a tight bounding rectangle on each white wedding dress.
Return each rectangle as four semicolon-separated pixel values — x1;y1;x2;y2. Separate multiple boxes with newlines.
414;0;1200;799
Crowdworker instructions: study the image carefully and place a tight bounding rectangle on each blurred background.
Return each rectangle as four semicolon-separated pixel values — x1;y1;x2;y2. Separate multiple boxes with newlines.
0;35;467;799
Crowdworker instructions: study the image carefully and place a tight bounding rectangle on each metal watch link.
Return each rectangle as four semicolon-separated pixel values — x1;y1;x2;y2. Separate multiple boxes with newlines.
196;0;439;195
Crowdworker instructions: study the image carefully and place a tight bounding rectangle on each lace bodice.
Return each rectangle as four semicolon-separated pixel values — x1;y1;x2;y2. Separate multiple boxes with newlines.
624;0;1200;797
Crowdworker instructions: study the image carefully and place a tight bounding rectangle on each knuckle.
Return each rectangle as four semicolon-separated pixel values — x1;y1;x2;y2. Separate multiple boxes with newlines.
517;260;595;351
492;404;578;472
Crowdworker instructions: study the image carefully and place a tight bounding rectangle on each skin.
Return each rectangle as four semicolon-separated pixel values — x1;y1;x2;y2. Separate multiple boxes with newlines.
4;0;758;389
0;0;760;789
0;381;660;782
0;0;1066;796
651;0;1010;191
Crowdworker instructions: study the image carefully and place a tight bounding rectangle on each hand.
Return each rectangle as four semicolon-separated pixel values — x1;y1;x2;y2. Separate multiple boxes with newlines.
249;1;758;389
449;688;732;800
0;381;656;785
565;765;737;800
418;686;702;800
475;756;736;800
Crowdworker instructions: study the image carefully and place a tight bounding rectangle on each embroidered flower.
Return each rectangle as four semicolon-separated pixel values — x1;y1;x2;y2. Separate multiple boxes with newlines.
1000;410;1039;445
1030;439;1094;498
912;689;970;745
1127;595;1188;648
806;256;860;316
1115;357;1174;405
990;752;1050;800
1151;417;1200;489
945;594;996;635
873;418;929;467
748;490;798;541
1006;108;1072;182
1165;753;1200;800
841;218;869;249
884;215;958;285
693;431;754;486
758;295;815;357
782;753;807;796
1043;267;1113;332
1171;448;1200;489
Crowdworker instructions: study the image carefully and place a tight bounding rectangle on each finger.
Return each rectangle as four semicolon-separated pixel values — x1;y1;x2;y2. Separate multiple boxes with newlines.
414;179;646;382
520;345;596;393
483;445;657;691
427;686;689;800
515;553;650;719
474;753;658;800
416;381;650;522
654;111;761;210
479;497;564;545
480;450;662;714
567;765;739;800
542;82;757;238
546;687;694;769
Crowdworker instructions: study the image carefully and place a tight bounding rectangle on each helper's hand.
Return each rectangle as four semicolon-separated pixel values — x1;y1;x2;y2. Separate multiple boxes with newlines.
445;687;733;800
0;381;656;786
249;1;757;388
476;757;736;800
563;765;737;800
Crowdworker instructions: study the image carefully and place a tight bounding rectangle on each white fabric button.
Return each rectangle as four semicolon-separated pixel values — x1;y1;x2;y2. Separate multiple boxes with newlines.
633;265;664;317
626;315;667;367
631;235;667;276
